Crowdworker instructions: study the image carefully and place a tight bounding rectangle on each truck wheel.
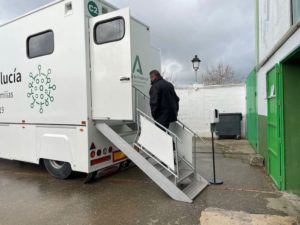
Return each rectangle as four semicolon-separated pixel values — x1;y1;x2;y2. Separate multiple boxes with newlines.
43;159;72;180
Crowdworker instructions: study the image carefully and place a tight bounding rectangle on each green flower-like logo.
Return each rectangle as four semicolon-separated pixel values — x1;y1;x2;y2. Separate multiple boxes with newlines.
27;65;56;114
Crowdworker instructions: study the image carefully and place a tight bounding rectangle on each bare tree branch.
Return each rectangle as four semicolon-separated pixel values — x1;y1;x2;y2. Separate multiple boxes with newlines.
203;63;242;85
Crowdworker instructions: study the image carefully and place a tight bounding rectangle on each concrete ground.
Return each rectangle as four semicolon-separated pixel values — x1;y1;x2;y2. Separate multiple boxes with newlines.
200;208;298;225
0;139;299;225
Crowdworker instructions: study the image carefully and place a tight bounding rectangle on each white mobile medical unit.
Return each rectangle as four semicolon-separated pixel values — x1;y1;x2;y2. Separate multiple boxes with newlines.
0;0;208;202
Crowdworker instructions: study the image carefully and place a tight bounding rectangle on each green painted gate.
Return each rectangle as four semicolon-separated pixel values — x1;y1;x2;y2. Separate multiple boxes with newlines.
246;69;258;150
266;65;283;189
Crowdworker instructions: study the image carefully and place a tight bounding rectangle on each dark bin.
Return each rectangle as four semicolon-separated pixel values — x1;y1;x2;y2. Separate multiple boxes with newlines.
215;113;242;139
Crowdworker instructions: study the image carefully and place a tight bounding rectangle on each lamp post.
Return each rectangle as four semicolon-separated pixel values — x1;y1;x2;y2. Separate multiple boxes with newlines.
191;55;201;83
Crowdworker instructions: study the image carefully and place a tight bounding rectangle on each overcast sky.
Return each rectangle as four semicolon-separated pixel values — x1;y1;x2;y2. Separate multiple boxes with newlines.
0;0;255;84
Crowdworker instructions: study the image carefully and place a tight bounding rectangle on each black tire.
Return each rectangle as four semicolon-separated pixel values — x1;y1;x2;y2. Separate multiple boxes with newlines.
43;159;73;180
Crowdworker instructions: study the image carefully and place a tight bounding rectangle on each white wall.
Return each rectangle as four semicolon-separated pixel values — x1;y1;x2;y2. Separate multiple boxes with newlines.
176;84;246;137
257;28;300;116
258;0;291;63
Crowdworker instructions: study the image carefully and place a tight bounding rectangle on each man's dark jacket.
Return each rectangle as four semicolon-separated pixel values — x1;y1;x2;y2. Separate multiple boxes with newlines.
149;77;180;127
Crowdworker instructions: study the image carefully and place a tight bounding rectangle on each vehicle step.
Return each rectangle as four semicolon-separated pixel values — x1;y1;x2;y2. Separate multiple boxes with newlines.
154;163;165;172
147;157;159;166
96;122;208;203
183;178;208;200
126;123;138;130
174;169;194;184
118;130;138;137
162;168;173;178
138;150;148;158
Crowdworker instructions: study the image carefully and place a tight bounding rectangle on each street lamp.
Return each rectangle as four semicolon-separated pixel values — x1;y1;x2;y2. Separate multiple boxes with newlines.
191;55;201;83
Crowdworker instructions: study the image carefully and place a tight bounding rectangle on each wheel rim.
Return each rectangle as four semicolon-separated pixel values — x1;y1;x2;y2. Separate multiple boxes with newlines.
49;160;65;169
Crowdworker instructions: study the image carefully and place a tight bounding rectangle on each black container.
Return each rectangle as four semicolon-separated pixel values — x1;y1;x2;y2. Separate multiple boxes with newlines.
215;113;242;139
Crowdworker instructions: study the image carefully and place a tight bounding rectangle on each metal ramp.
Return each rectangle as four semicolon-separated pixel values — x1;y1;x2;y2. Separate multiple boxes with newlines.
95;109;208;203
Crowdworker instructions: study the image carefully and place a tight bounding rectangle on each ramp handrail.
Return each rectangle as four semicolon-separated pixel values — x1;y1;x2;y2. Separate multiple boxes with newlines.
133;86;205;143
135;109;181;178
133;86;203;176
137;109;181;142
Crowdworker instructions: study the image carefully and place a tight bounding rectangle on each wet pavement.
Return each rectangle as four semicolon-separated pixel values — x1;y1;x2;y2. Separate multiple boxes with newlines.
0;139;299;225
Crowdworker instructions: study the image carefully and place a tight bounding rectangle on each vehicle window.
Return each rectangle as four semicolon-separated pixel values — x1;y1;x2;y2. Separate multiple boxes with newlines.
94;18;125;44
27;30;54;58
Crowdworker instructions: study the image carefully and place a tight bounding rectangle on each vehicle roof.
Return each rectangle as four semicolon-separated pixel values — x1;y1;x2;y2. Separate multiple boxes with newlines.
0;0;118;28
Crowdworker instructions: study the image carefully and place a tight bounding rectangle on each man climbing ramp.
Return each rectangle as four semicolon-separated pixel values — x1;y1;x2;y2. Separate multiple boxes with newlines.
149;70;180;129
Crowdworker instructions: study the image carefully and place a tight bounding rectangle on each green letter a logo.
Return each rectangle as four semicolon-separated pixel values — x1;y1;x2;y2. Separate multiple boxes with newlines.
132;55;143;76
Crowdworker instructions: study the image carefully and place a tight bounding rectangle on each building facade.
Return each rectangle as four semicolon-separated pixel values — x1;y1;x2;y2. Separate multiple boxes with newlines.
248;0;300;196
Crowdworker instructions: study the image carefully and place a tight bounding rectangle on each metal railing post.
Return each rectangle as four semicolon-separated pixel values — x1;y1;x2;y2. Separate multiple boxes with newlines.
193;135;197;176
174;137;179;184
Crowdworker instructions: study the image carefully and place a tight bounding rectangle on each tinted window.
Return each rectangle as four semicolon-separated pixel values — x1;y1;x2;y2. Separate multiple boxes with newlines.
94;18;125;44
27;30;54;58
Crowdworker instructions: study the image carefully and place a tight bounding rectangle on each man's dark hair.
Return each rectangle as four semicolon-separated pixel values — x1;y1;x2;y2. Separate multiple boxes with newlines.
149;70;162;78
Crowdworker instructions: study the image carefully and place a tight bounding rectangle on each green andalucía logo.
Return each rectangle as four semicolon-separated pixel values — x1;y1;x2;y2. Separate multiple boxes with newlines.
132;55;143;76
27;65;56;114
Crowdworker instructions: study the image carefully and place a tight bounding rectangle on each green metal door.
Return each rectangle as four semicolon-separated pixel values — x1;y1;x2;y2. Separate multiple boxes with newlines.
267;65;282;188
246;69;258;150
